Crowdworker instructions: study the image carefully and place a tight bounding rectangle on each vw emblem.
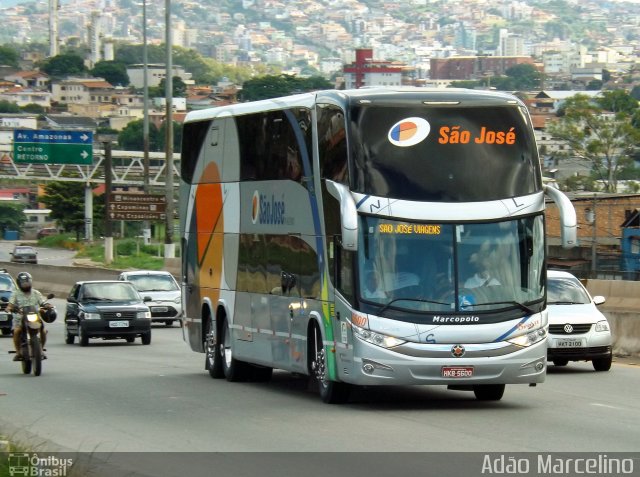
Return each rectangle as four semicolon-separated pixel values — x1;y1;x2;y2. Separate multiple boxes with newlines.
563;324;573;334
451;344;465;358
116;312;122;318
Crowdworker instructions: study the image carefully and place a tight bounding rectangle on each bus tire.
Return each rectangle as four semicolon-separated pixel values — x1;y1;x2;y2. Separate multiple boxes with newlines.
221;316;249;382
310;323;350;404
204;316;223;379
473;384;505;401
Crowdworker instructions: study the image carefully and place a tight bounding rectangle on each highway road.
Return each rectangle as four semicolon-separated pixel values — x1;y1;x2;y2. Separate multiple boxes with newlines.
1;299;639;464
0;241;77;266
0;273;637;477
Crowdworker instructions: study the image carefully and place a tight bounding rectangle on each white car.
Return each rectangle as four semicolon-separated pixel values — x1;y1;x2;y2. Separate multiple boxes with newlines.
118;270;182;326
546;270;613;371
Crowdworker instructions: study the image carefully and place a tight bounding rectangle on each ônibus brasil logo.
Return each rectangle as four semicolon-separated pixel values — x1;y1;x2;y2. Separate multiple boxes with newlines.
251;191;286;225
388;117;431;147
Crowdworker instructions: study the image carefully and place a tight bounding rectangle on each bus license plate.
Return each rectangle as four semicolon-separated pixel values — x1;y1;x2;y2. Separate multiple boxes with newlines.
442;366;474;378
556;338;584;348
109;320;129;328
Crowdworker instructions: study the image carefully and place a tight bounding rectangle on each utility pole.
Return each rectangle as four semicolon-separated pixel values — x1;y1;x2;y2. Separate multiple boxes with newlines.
142;0;151;245
591;194;597;277
164;0;175;259
98;136;116;264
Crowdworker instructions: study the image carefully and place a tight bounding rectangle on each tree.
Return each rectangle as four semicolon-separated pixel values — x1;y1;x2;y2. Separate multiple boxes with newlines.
90;61;129;87
0;100;21;113
158;120;183;152
39;54;87;78
0;45;19;68
239;74;333;101
39;182;101;240
547;91;640;193
0;203;26;236
20;104;46;114
149;76;187;98
504;64;543;90
118;119;160;151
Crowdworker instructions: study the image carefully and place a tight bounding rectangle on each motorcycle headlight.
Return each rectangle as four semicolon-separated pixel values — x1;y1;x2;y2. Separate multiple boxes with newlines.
595;320;610;332
507;327;547;347
26;313;39;322
83;312;100;320
137;310;151;319
352;324;406;349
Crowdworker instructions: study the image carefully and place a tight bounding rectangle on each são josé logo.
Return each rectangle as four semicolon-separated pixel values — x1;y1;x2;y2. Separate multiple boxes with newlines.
388;117;431;147
251;190;287;225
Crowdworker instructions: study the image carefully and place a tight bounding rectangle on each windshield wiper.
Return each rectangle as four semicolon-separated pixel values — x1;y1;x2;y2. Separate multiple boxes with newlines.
377;297;449;315
548;301;582;305
481;300;537;315
86;297;113;302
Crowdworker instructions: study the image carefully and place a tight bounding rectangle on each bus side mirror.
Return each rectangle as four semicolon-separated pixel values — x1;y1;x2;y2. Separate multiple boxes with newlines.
544;185;577;249
325;180;358;252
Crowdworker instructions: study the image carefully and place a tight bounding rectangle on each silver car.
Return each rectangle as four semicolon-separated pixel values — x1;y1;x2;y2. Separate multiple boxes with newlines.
546;270;613;371
118;270;182;326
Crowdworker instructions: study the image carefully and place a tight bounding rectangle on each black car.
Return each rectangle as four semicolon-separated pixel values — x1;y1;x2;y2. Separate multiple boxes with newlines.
10;245;38;264
64;280;152;346
0;269;17;336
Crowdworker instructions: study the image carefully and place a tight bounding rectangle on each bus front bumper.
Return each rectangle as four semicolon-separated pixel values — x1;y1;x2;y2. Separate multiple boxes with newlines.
336;339;547;386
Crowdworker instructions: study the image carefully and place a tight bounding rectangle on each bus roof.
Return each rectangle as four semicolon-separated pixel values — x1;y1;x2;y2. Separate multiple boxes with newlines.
183;87;524;124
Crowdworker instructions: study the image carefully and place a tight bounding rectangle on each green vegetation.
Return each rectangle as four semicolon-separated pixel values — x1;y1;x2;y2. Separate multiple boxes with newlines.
0;202;26;237
39;234;168;270
239;74;333;101
547;90;640;192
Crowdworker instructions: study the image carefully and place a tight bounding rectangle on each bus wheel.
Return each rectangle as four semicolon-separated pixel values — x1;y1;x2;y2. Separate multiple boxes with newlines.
221;316;249;382
205;318;224;379
473;384;505;401
310;324;350;404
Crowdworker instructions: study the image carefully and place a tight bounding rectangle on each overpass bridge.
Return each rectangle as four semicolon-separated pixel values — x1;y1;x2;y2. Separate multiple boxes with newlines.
0;144;181;186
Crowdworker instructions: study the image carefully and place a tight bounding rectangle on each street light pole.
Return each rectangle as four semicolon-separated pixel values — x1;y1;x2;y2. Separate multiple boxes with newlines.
103;139;113;264
142;0;151;245
164;0;175;259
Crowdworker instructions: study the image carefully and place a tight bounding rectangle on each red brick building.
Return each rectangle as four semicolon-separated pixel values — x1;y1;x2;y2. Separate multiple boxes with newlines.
430;56;536;80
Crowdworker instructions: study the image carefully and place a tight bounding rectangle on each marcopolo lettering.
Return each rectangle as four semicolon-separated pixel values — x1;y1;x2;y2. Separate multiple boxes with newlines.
433;316;480;323
259;194;286;225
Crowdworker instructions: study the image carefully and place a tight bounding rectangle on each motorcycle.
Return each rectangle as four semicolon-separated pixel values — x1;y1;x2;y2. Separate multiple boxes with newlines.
3;293;56;376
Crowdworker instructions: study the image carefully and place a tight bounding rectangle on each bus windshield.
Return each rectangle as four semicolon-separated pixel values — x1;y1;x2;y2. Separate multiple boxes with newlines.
357;215;545;319
348;104;540;202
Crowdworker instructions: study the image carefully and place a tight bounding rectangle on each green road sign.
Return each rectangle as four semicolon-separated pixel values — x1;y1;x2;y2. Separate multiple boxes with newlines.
13;129;93;165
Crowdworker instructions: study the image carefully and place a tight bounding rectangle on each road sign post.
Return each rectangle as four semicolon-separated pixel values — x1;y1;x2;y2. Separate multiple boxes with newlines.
107;192;167;222
13;129;93;165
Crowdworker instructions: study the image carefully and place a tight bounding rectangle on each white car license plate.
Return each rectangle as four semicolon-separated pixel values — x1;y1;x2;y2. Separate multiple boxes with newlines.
152;306;168;313
109;320;129;328
556;338;584;348
442;366;474;378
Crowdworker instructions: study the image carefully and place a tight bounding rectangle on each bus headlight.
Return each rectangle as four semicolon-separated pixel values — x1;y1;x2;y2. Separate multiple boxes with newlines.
352;325;406;349
595;320;610;332
507;327;547;347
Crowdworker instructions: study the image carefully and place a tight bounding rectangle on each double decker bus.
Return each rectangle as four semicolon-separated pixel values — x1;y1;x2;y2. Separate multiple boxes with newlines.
179;88;577;403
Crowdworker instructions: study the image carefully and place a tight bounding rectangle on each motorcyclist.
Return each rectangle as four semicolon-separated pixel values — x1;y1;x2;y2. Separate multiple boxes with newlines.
8;272;50;361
